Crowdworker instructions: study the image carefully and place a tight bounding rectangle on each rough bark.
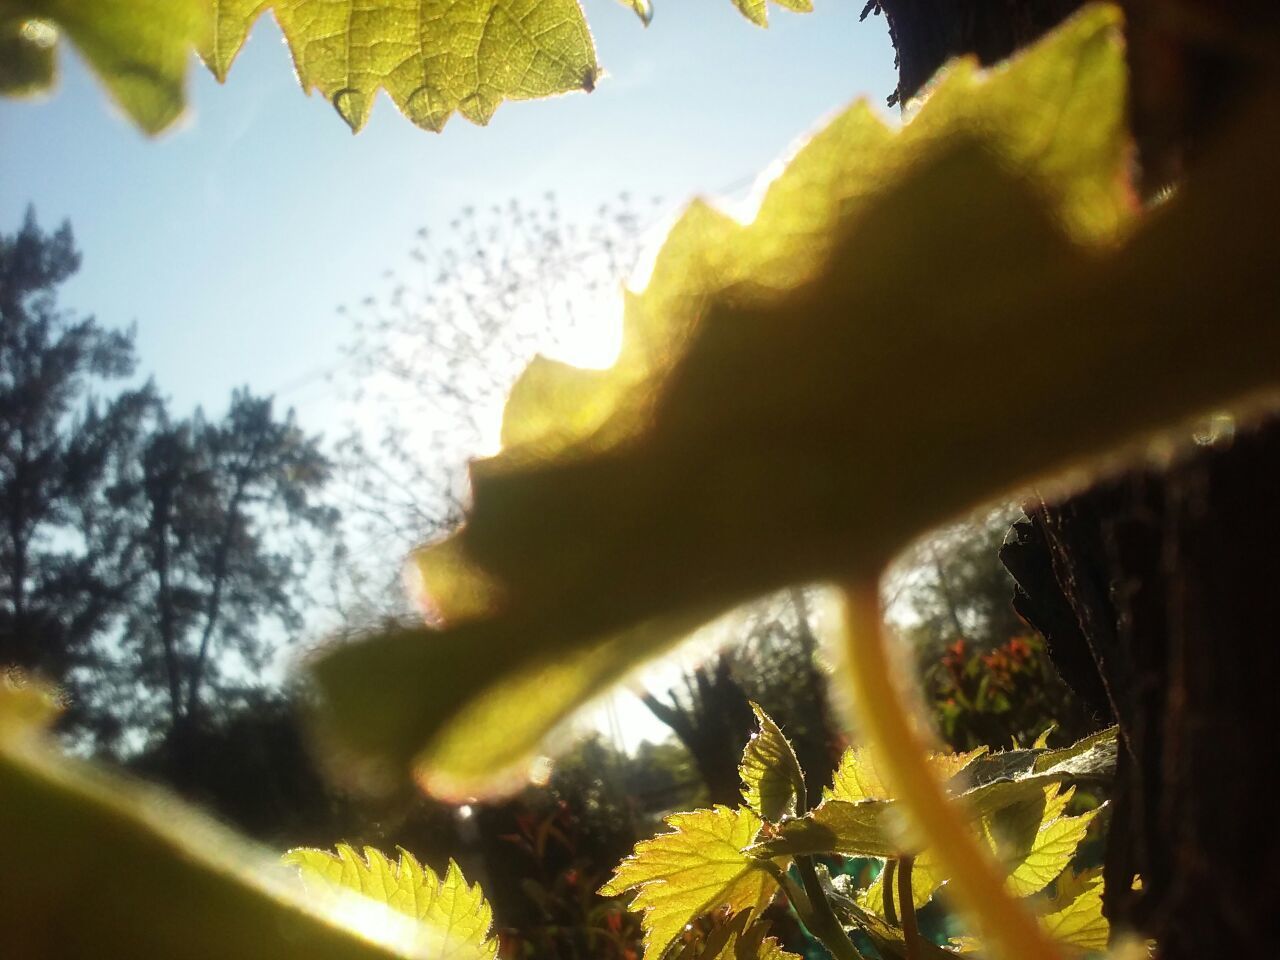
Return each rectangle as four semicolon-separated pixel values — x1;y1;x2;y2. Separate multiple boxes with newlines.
863;0;1083;107
1002;417;1280;957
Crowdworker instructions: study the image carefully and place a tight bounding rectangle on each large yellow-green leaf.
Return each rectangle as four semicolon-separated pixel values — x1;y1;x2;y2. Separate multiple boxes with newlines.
0;675;453;960
0;0;205;132
285;845;498;959
310;5;1280;799
739;702;807;820
599;805;779;960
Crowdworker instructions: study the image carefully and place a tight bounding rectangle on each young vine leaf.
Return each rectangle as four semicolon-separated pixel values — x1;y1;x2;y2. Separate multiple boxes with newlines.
0;675;452;960
740;701;807;820
2;0;807;133
284;845;498;960
598;805;781;960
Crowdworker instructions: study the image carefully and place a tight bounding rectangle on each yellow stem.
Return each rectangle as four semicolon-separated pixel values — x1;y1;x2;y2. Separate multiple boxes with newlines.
841;581;1062;960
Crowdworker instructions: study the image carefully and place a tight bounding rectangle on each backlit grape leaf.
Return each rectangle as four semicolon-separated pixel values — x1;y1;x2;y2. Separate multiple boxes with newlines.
0;0;205;132
1038;869;1109;954
825;745;987;805
0;675;469;960
599;805;779;960
740;702;807;820
857;785;1097;917
310;6;1280;799
750;798;901;859
758;728;1111;908
284;845;498;959
990;786;1098;899
948;869;1109;955
199;0;602;132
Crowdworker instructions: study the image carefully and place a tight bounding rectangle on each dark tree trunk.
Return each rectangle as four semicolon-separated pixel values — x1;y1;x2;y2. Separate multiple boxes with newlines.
864;0;1083;107
1002;418;1280;958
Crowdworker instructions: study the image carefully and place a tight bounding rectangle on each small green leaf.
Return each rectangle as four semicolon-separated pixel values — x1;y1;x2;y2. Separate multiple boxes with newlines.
600;805;780;960
0;0;206;133
740;702;807;820
284;845;498;959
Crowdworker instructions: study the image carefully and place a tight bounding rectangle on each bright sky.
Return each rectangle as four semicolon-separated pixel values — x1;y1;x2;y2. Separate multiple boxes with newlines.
0;0;897;751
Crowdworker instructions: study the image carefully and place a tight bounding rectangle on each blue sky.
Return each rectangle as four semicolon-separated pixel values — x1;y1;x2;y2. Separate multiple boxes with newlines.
0;0;895;428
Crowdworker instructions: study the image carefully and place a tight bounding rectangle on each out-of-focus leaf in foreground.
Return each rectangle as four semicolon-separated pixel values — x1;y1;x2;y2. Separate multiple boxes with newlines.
599;805;779;960
0;0;205;132
0;674;458;960
285;845;498;959
310;4;1280;799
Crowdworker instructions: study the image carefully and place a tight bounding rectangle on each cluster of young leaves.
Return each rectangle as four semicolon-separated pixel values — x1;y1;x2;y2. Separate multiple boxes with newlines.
603;702;1113;960
0;672;495;959
0;0;810;134
308;4;1280;803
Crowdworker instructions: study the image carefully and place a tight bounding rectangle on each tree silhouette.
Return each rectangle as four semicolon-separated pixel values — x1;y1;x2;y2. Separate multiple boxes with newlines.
0;208;155;746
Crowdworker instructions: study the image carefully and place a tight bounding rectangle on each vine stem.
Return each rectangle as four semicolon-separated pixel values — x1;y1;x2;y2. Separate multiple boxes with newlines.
882;859;899;927
796;856;865;960
841;581;1062;960
897;856;921;960
759;859;863;960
